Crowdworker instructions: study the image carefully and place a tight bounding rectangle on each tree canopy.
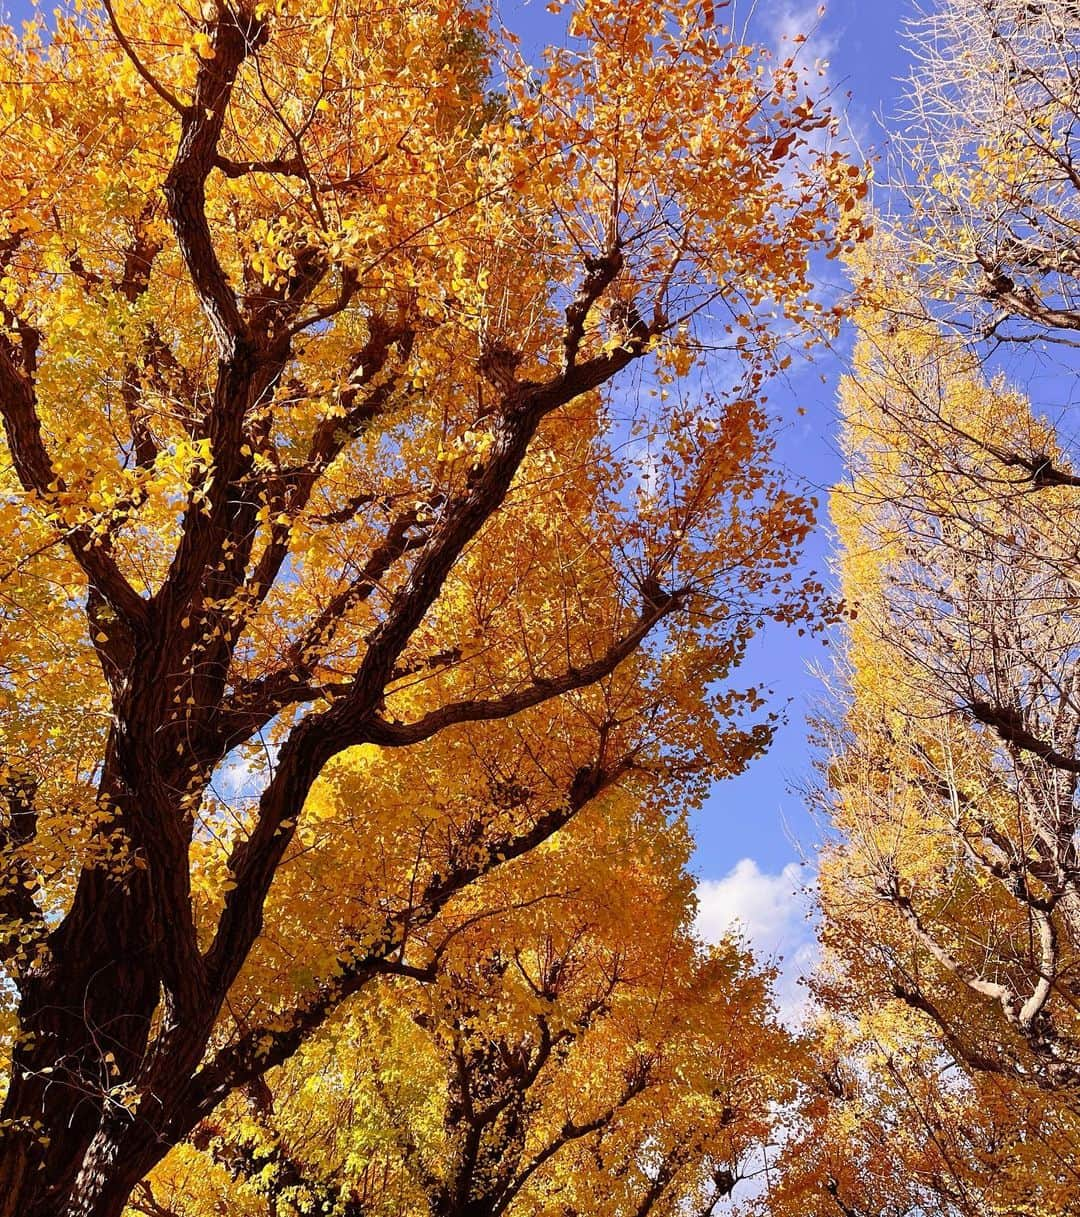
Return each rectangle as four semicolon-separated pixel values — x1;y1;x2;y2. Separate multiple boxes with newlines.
764;1;1080;1213
0;0;860;1214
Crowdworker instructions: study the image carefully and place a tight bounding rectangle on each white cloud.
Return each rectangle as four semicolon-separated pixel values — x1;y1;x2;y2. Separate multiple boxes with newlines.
695;858;810;953
769;4;837;83
695;858;818;1025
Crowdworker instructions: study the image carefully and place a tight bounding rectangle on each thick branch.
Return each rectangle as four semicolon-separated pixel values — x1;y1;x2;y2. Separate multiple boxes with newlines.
161;8;263;351
890;980;1010;1076
189;757;623;1124
979;260;1080;333
997;450;1080;489
564;245;624;370
883;883;1026;1028
205;342;654;998
969;699;1080;774
1018;905;1057;1030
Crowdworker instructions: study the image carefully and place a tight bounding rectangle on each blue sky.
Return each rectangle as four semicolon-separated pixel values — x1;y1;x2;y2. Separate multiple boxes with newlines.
681;0;914;1000
687;0;913;875
683;1;912;993
3;0;918;1007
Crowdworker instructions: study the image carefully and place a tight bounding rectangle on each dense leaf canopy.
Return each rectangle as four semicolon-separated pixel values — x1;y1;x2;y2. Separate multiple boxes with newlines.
0;1;859;1214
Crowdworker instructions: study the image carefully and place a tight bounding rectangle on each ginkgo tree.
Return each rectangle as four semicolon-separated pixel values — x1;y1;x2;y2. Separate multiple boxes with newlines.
749;2;1080;1213
769;278;1080;1217
0;0;861;1212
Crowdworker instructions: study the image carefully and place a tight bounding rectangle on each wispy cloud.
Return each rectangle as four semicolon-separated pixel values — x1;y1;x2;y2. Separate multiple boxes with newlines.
769;3;836;86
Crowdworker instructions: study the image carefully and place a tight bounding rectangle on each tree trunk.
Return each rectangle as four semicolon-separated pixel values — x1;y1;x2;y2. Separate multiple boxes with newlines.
0;1132;34;1217
56;1124;160;1217
0;1086;178;1217
0;862;162;1215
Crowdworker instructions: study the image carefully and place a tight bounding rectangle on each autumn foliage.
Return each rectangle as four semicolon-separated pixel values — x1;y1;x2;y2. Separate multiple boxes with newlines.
0;0;861;1213
765;3;1080;1214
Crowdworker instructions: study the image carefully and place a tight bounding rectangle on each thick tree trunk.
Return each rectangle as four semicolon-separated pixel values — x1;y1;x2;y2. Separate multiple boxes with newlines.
0;884;229;1217
56;1124;160;1217
0;1124;165;1217
0;1132;34;1217
0;858;163;1214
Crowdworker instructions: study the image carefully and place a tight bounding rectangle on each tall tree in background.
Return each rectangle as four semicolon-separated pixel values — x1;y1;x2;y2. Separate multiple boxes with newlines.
766;2;1080;1211
766;305;1080;1217
0;0;859;1212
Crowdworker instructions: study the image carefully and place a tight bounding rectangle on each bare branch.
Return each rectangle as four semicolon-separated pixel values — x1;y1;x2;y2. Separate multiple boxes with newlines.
102;0;189;117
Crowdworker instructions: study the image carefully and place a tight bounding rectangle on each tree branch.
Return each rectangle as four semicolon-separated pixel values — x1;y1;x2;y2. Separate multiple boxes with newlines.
366;588;689;748
494;1059;653;1215
563;244;624;371
102;0;189;117
968;699;1080;774
882;881;1018;1017
0;345;148;625
189;755;625;1122
0;767;46;980
161;7;263;352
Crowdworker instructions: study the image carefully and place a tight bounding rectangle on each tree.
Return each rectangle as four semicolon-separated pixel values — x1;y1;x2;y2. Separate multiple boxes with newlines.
892;0;1080;349
772;296;1080;1217
760;2;1080;1210
756;1008;1080;1217
0;0;859;1212
139;787;794;1217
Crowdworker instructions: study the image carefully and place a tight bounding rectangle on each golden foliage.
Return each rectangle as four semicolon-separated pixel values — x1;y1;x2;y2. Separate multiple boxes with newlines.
0;1;857;1212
